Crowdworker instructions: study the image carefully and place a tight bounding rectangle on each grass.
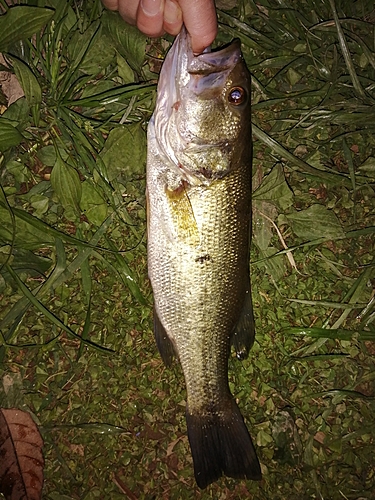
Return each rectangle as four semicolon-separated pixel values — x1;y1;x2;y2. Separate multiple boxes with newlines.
0;0;374;498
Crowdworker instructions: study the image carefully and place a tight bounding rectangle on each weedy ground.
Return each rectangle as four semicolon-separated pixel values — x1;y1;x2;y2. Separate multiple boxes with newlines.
0;0;374;498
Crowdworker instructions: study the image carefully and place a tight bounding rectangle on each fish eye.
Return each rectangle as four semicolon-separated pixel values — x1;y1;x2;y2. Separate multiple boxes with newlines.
228;86;246;105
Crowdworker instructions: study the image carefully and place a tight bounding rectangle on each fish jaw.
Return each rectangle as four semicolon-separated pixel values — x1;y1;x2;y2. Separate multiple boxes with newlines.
153;26;250;189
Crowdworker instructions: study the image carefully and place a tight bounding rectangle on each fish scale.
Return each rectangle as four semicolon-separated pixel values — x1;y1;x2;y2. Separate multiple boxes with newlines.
147;26;261;489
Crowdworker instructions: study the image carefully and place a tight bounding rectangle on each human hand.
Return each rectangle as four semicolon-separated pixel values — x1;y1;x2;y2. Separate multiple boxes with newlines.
101;0;217;54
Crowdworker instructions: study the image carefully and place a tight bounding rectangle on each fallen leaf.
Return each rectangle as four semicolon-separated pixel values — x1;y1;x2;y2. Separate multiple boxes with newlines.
0;55;25;106
314;431;326;445
0;408;44;500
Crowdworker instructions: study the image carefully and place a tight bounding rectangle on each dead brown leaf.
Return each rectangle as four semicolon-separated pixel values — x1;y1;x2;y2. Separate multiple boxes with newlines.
0;54;24;107
0;408;44;500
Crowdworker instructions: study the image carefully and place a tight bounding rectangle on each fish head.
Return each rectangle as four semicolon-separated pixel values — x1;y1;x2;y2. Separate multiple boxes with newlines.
153;27;251;188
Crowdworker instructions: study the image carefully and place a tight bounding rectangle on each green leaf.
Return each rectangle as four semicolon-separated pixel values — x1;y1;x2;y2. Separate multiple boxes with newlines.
101;10;146;73
36;146;56;167
0;248;51;283
29;194;49;216
255;246;286;281
257;429;273;446
0;6;54;52
50;157;82;220
284;204;345;241
358;156;375;175
252;123;353;187
100;123;146;181
252;202;278;251
5;160;28;183
0;206;53;249
67;22;115;76
117;53;135;84
37;145;68;167
80;181;108;226
0;119;23;151
2;97;30;130
253;163;293;210
5;264;114;354
287;67;301;86
0;201;95;249
102;235;147;305
10;57;42;107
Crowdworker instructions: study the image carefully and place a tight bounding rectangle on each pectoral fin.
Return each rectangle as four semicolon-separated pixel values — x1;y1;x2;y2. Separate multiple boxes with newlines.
166;182;200;245
231;284;256;360
153;306;177;366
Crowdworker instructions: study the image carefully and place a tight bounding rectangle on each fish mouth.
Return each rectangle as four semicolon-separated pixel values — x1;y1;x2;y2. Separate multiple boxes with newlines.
156;25;243;117
170;26;242;98
153;27;243;186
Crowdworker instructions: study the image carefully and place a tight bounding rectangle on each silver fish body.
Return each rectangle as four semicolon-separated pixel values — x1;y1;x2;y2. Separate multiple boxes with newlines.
147;27;261;488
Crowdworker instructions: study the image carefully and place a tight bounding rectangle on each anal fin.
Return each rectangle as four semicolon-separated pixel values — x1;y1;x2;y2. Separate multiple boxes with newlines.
153;306;176;366
231;284;256;360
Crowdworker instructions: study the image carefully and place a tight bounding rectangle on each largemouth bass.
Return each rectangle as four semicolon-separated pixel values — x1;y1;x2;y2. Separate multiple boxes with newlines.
146;27;261;488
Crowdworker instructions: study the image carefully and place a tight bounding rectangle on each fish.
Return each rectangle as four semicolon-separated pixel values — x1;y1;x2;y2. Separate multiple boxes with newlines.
146;26;261;489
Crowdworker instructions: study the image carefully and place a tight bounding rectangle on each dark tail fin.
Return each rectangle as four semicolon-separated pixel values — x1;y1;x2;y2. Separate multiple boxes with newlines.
186;400;261;489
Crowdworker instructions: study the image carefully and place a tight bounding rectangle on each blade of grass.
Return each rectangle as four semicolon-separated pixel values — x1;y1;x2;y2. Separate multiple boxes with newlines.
102;235;147;305
5;264;114;353
342;136;356;208
252;123;353;186
62;82;155;108
287;299;368;309
331;262;374;329
76;227;92;360
0;237;67;365
0;199;89;248
283;326;375;341
328;0;367;101
252;226;375;265
0;185;16;271
0;216;112;343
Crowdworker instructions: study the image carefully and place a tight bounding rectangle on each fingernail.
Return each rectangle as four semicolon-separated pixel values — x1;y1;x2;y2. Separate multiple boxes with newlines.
140;0;162;17
164;0;181;25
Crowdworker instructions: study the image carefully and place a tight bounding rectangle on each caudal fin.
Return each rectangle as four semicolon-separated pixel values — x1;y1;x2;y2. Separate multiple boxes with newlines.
186;400;262;489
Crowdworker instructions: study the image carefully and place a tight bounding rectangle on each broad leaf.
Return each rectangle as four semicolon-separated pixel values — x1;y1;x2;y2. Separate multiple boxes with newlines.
117;53;135;84
256;246;286;281
2;98;30;131
0;248;51;281
10;57;42;107
253;202;278;251
0;408;44;500
67;23;115;76
100;123;146;181
36;145;68;167
283;204;345;241
0;207;53;250
0;120;23;151
101;10;146;72
358;156;375;175
80;181;108;226
0;6;54;52
50;157;82;220
253;163;293;210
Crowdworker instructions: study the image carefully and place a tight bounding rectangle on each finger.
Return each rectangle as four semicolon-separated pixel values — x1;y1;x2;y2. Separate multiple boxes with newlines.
163;0;183;36
137;0;165;37
177;0;217;54
101;0;119;10
118;1;139;25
